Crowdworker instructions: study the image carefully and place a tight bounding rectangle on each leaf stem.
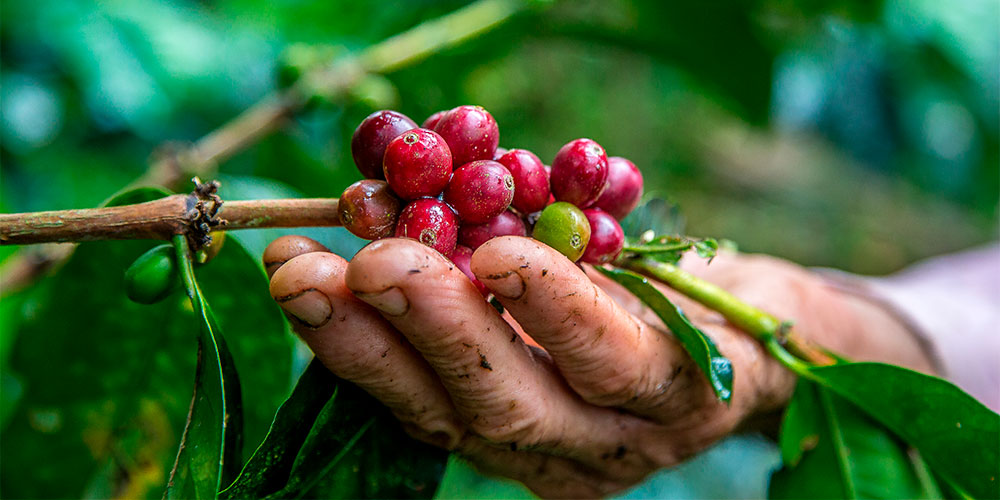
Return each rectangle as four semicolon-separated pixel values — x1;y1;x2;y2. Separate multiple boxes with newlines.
619;256;835;366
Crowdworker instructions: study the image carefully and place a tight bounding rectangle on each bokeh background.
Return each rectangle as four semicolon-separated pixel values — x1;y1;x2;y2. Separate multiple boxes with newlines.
2;1;998;498
3;0;997;274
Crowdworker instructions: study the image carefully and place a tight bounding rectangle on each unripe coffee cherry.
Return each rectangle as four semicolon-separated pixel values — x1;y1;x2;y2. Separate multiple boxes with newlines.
196;231;226;265
594;157;643;220
434;105;499;166
338;179;402;240
351;110;417;179
580;209;625;264
125;244;180;304
498;149;550;214
383;128;453;200
422;110;446;130
458;209;527;250
550;138;609;208
395;198;459;256
444;160;515;223
451;245;488;296
532;202;591;262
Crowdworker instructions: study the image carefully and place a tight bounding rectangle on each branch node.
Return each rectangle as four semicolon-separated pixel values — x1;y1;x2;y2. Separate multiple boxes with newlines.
186;178;226;250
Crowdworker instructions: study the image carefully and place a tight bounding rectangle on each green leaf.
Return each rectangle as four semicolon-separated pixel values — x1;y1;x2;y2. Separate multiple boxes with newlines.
221;360;447;500
777;378;822;467
164;236;244;500
770;380;933;499
805;362;1000;499
269;385;375;499
190;223;295;455
220;359;337;499
692;238;719;260
356;418;447;499
621;236;719;264
273;381;447;499
596;267;733;402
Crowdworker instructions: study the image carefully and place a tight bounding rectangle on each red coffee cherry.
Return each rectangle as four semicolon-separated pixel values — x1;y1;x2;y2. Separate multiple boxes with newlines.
338;179;402;240
492;146;508;160
444;160;515;223
433;105;499;166
383;128;453;200
498;149;550;214
580;209;624;264
593;156;643;220
451;245;488;296
395;198;459;256
458;209;527;250
351;110;417;180
422;110;446;130
550;138;609;208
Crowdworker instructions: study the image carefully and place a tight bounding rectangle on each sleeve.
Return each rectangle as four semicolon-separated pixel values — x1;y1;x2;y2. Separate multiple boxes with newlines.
850;244;1000;411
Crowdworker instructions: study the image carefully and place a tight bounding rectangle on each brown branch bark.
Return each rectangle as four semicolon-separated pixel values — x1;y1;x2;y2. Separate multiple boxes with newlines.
0;196;340;246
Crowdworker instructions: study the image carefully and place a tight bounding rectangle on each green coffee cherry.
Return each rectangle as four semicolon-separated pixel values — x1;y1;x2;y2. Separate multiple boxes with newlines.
531;202;591;262
125;244;180;304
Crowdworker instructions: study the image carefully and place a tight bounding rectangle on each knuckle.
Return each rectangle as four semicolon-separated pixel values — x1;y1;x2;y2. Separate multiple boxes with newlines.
468;408;546;447
574;361;670;408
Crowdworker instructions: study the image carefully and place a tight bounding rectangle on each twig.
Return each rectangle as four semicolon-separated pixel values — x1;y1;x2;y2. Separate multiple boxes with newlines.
619;257;835;366
0;196;340;246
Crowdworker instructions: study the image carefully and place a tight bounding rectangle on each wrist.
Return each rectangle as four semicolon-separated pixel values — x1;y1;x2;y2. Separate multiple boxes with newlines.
812;270;939;375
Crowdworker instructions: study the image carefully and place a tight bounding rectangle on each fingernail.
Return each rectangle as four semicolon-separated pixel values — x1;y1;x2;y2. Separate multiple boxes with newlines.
275;288;332;328
355;286;409;316
481;270;526;299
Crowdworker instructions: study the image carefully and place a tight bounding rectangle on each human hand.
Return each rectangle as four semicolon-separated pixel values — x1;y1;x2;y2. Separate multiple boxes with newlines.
265;235;934;498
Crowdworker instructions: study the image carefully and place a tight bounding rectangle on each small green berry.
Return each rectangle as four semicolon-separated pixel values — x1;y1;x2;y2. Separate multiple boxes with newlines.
125;244;180;304
531;202;591;262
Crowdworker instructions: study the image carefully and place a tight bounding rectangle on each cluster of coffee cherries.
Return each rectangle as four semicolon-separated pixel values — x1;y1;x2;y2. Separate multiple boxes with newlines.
338;105;643;294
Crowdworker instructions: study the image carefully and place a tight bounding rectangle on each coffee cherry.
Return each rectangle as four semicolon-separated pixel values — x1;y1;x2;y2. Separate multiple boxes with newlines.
581;209;625;264
493;147;508;160
458;209;527;250
125;244;180;304
338;179;402;240
434;105;499;166
422;110;446;130
395;198;459;256
451;245;488;296
498;149;550;214
550;138;609;208
532;202;591;262
383;128;453;200
443;160;515;223
594;157;643;220
196;231;226;265
351;110;417;179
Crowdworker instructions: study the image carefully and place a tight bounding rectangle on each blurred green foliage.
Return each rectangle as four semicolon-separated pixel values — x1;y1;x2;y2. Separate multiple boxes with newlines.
1;1;998;498
2;0;997;273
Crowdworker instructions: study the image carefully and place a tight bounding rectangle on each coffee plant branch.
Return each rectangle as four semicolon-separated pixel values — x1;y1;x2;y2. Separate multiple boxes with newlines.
0;196;340;246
